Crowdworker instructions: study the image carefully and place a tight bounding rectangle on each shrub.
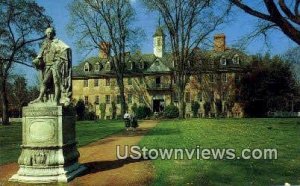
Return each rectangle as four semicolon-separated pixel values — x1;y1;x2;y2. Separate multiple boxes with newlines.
111;101;117;119
99;103;106;119
163;104;179;118
215;99;222;116
204;102;211;117
75;99;85;120
191;101;200;117
84;111;96;120
131;103;138;114
136;106;152;119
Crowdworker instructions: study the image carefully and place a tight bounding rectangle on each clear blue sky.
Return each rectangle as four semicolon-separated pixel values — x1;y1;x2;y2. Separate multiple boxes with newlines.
18;0;297;85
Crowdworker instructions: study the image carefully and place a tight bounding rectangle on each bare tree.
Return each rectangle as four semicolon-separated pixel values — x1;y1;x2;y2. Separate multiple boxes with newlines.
143;0;231;118
230;0;300;45
0;0;51;125
68;0;140;116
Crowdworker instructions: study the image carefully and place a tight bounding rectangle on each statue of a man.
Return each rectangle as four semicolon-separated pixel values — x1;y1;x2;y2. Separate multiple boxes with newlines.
30;27;72;106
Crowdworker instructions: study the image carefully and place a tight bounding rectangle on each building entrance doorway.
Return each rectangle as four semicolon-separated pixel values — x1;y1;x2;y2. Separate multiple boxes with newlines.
153;99;164;112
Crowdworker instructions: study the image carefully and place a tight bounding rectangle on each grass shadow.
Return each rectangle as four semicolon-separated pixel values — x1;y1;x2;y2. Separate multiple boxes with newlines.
80;157;148;176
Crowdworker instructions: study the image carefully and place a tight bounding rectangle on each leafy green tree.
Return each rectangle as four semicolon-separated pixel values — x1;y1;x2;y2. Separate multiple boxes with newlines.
240;54;299;117
283;46;300;82
10;76;28;117
0;0;51;125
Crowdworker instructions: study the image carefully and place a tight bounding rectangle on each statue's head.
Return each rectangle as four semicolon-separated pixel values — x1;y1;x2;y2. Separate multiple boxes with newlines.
45;27;56;40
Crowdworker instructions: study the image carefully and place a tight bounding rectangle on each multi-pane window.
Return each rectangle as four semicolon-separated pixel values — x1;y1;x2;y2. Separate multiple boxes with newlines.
95;63;100;71
84;96;88;105
139;62;144;69
173;92;179;102
156;76;161;87
129;62;133;70
95;96;99;104
235;74;241;83
128;94;132;104
106;78;110;86
185;92;191;103
94;79;99;87
84;79;88;87
173;76;177;84
233;54;240;65
220;56;226;65
105;62;111;71
105;95;111;104
84;63;90;72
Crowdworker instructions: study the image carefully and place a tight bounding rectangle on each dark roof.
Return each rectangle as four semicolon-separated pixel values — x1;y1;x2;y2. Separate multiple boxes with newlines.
146;59;171;73
72;48;249;78
153;27;165;37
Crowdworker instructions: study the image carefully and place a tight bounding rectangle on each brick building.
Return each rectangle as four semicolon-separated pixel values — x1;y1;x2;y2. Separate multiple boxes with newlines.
72;26;250;119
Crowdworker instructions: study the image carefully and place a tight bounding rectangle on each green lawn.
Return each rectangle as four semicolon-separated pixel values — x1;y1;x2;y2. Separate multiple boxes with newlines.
0;120;124;165
139;118;300;185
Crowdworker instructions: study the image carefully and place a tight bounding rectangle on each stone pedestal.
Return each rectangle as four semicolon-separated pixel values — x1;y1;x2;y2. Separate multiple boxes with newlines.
9;104;86;183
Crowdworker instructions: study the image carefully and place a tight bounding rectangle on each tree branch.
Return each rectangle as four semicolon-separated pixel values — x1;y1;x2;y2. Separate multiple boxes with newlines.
278;0;300;24
230;0;273;21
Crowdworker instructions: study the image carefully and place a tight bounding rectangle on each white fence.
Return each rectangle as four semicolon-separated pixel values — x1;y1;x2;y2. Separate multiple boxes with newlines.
268;111;300;117
0;118;22;123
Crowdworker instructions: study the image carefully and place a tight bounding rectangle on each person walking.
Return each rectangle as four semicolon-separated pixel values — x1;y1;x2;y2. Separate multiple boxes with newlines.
123;112;131;131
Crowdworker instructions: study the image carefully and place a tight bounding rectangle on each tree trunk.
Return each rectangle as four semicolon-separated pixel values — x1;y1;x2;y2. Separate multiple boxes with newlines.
0;77;9;125
116;74;126;117
178;87;185;119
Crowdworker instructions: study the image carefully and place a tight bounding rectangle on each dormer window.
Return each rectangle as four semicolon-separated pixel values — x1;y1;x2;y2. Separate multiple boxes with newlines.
187;60;191;67
220;56;226;66
95;62;101;72
84;63;90;72
155;59;160;66
128;61;133;70
139;61;144;69
233;54;240;65
105;61;111;71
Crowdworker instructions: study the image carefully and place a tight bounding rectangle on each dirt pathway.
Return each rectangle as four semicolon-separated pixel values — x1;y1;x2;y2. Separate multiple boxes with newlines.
0;120;158;186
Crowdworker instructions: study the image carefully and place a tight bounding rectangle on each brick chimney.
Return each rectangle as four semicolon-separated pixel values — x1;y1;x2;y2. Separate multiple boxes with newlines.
99;42;111;59
214;34;226;52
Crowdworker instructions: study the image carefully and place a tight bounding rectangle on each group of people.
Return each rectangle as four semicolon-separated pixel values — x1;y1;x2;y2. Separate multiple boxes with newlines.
123;112;138;131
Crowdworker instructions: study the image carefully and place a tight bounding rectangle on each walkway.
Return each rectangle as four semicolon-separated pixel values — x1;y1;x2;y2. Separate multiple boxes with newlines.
0;120;158;186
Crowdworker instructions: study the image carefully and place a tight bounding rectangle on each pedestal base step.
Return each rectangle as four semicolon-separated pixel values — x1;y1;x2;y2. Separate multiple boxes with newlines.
9;164;87;183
